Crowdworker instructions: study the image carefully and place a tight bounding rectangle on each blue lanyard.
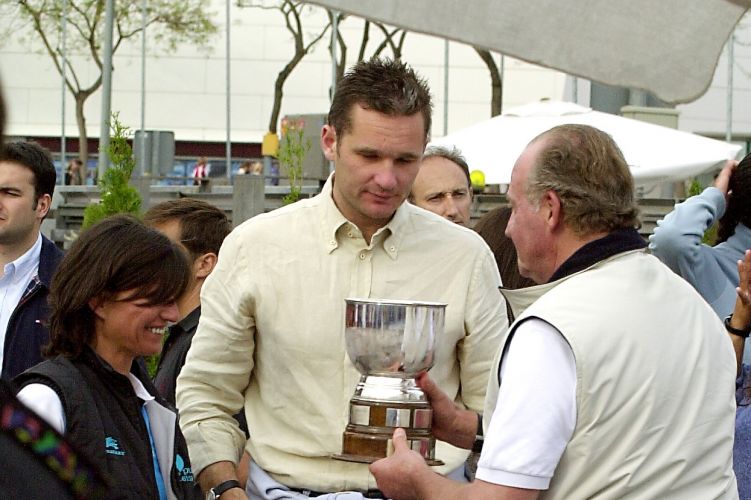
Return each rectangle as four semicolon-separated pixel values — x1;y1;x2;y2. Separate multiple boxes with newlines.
141;404;168;500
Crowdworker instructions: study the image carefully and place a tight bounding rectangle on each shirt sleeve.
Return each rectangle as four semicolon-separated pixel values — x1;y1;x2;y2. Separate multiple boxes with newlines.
648;187;725;280
457;245;508;413
16;383;66;434
475;318;576;490
176;228;255;475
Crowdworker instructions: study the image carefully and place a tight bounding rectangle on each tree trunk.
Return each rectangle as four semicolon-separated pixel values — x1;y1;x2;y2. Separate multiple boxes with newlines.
357;20;370;62
75;93;89;164
474;48;503;116
268;45;307;134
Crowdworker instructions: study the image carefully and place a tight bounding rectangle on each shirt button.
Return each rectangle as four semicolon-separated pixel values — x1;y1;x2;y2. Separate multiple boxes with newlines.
359;253;366;260
389;246;395;252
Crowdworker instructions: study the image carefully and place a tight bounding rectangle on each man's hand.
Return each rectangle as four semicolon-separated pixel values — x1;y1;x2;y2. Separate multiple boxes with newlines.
371;428;539;500
714;159;738;199
197;461;248;499
370;428;432;500
730;249;751;375
416;372;478;449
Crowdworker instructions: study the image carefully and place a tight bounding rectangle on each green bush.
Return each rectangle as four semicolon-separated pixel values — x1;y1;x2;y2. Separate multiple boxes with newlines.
279;118;311;205
82;113;142;228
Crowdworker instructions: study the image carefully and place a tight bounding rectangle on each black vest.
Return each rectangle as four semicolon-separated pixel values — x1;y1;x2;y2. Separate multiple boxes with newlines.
15;349;200;499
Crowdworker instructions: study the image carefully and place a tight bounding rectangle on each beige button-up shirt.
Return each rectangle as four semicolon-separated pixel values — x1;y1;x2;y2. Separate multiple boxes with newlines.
177;177;507;492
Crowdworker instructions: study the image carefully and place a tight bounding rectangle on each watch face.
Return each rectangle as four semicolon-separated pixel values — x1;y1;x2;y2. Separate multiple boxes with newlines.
206;491;217;500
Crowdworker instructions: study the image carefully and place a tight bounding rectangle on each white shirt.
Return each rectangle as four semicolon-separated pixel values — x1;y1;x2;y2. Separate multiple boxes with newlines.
0;233;42;369
476;318;577;490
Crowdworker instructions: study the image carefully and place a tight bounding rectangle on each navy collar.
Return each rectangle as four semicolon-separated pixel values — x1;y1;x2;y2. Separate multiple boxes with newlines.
174;306;200;335
548;228;646;283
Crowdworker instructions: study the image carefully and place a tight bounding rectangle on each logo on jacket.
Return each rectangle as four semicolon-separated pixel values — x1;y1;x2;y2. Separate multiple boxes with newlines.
175;454;194;482
105;436;125;456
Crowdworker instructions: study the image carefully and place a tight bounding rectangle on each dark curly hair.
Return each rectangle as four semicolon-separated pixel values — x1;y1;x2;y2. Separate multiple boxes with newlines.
46;215;191;358
717;152;751;243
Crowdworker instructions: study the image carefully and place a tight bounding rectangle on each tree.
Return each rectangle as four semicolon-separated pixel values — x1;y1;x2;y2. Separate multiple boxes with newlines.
474;48;503;117
238;0;330;134
278;117;310;204
328;16;407;100
82;113;141;228
372;23;407;61
6;0;217;163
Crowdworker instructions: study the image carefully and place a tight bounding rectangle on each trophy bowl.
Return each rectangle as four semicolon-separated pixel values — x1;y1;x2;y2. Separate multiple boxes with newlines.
334;298;447;465
345;298;442;376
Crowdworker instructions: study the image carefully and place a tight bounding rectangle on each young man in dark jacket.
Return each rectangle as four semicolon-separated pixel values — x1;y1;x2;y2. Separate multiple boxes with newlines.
144;198;231;405
0;141;62;380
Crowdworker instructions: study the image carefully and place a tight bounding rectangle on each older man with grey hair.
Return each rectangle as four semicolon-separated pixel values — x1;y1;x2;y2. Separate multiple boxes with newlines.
409;145;473;226
371;124;738;500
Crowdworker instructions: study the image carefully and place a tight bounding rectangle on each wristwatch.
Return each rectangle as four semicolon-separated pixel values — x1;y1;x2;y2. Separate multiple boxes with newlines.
724;314;751;338
206;479;242;500
471;413;484;453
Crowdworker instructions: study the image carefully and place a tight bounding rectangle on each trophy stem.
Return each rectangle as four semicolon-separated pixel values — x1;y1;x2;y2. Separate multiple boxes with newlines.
333;375;443;465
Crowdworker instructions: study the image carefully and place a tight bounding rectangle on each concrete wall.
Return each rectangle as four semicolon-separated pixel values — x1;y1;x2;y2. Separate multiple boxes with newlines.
0;1;565;145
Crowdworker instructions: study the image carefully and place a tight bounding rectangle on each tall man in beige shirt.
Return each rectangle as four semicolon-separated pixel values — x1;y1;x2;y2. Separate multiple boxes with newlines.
177;58;507;500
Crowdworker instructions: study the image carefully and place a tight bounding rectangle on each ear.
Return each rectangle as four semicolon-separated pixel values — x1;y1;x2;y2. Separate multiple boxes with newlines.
35;194;51;219
321;124;338;162
540;190;563;231
88;296;107;320
193;252;218;280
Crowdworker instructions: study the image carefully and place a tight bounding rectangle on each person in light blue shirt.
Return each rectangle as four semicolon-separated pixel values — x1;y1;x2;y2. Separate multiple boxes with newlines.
650;155;751;362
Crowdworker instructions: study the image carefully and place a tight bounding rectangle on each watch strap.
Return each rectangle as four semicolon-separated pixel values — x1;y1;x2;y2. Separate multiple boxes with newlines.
210;479;242;499
471;413;484;453
724;314;751;338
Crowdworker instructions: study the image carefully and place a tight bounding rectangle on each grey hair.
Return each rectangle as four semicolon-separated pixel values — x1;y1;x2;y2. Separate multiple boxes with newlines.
527;124;640;236
423;145;471;187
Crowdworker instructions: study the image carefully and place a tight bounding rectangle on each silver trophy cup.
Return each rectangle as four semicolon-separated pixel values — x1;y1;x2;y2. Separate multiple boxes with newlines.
333;298;446;465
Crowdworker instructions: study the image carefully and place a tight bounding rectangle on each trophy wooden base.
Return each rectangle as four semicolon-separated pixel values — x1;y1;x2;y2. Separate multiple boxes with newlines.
332;399;444;466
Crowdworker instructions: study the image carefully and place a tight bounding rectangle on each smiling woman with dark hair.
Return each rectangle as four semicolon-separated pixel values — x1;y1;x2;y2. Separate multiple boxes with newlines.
14;214;200;499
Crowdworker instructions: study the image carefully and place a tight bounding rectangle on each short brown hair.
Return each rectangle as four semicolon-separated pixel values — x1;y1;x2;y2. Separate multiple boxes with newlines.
143;198;231;259
0;140;57;202
527;124;640;236
328;58;433;141
46;215;191;358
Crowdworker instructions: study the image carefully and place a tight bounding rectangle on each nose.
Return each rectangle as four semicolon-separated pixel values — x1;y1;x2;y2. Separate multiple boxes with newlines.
162;302;180;323
372;161;398;191
505;216;514;238
442;196;460;221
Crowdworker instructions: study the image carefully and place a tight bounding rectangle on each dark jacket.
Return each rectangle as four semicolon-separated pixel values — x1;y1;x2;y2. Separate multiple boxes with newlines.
2;235;63;380
153;307;249;437
15;348;200;499
154;307;200;406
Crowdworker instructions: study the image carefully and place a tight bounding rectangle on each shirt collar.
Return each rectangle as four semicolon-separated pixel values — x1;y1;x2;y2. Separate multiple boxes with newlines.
175;306;201;334
127;372;155;402
317;173;407;260
547;228;647;283
3;233;42;283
